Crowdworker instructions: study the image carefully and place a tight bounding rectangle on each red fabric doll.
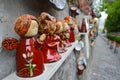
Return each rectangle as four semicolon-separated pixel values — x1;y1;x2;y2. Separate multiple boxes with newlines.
38;12;61;63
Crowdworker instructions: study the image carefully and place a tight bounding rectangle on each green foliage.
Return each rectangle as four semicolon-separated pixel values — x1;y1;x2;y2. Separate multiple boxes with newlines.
100;0;109;12
102;0;120;32
106;34;116;40
115;36;120;43
106;34;110;39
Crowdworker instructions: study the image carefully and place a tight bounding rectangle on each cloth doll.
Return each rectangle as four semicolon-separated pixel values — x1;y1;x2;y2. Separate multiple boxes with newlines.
62;20;72;47
55;21;67;53
64;16;75;42
38;12;61;63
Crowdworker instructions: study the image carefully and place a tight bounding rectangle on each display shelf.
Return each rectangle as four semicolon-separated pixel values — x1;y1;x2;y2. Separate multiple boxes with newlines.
78;31;90;59
3;41;77;80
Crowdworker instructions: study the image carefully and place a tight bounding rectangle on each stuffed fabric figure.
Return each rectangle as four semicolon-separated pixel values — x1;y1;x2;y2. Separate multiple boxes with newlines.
38;12;61;63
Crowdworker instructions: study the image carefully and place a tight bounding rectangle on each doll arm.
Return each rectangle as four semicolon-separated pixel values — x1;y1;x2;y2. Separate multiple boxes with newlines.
2;37;19;50
47;35;60;48
35;34;46;49
37;34;46;44
47;41;59;48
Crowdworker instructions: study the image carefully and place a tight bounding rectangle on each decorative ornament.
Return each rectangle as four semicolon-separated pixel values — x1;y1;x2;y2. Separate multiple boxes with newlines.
64;16;75;42
78;0;91;14
77;53;87;75
80;18;87;32
2;14;45;77
38;12;61;63
49;0;66;10
2;37;18;50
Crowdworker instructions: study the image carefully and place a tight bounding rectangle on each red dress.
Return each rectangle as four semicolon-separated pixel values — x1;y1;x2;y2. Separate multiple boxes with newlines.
41;35;61;63
16;37;44;77
58;33;71;53
69;26;75;42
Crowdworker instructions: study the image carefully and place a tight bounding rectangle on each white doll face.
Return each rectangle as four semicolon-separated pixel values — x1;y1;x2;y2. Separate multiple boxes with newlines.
63;22;69;31
25;20;38;37
55;21;63;34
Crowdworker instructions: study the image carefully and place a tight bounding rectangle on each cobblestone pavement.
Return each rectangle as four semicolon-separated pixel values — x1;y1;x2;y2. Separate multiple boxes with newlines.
89;35;120;80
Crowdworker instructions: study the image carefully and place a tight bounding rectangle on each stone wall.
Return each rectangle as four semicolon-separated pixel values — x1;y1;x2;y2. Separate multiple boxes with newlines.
0;0;70;79
50;51;79;80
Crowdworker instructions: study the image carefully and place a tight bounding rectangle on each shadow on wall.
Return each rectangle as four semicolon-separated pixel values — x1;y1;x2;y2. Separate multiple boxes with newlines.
22;0;69;18
22;0;50;14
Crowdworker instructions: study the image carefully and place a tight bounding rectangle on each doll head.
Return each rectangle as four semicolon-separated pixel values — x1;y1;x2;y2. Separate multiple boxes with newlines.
62;20;69;32
38;12;57;35
14;14;38;37
55;21;63;34
47;20;56;35
62;21;70;39
64;16;75;26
